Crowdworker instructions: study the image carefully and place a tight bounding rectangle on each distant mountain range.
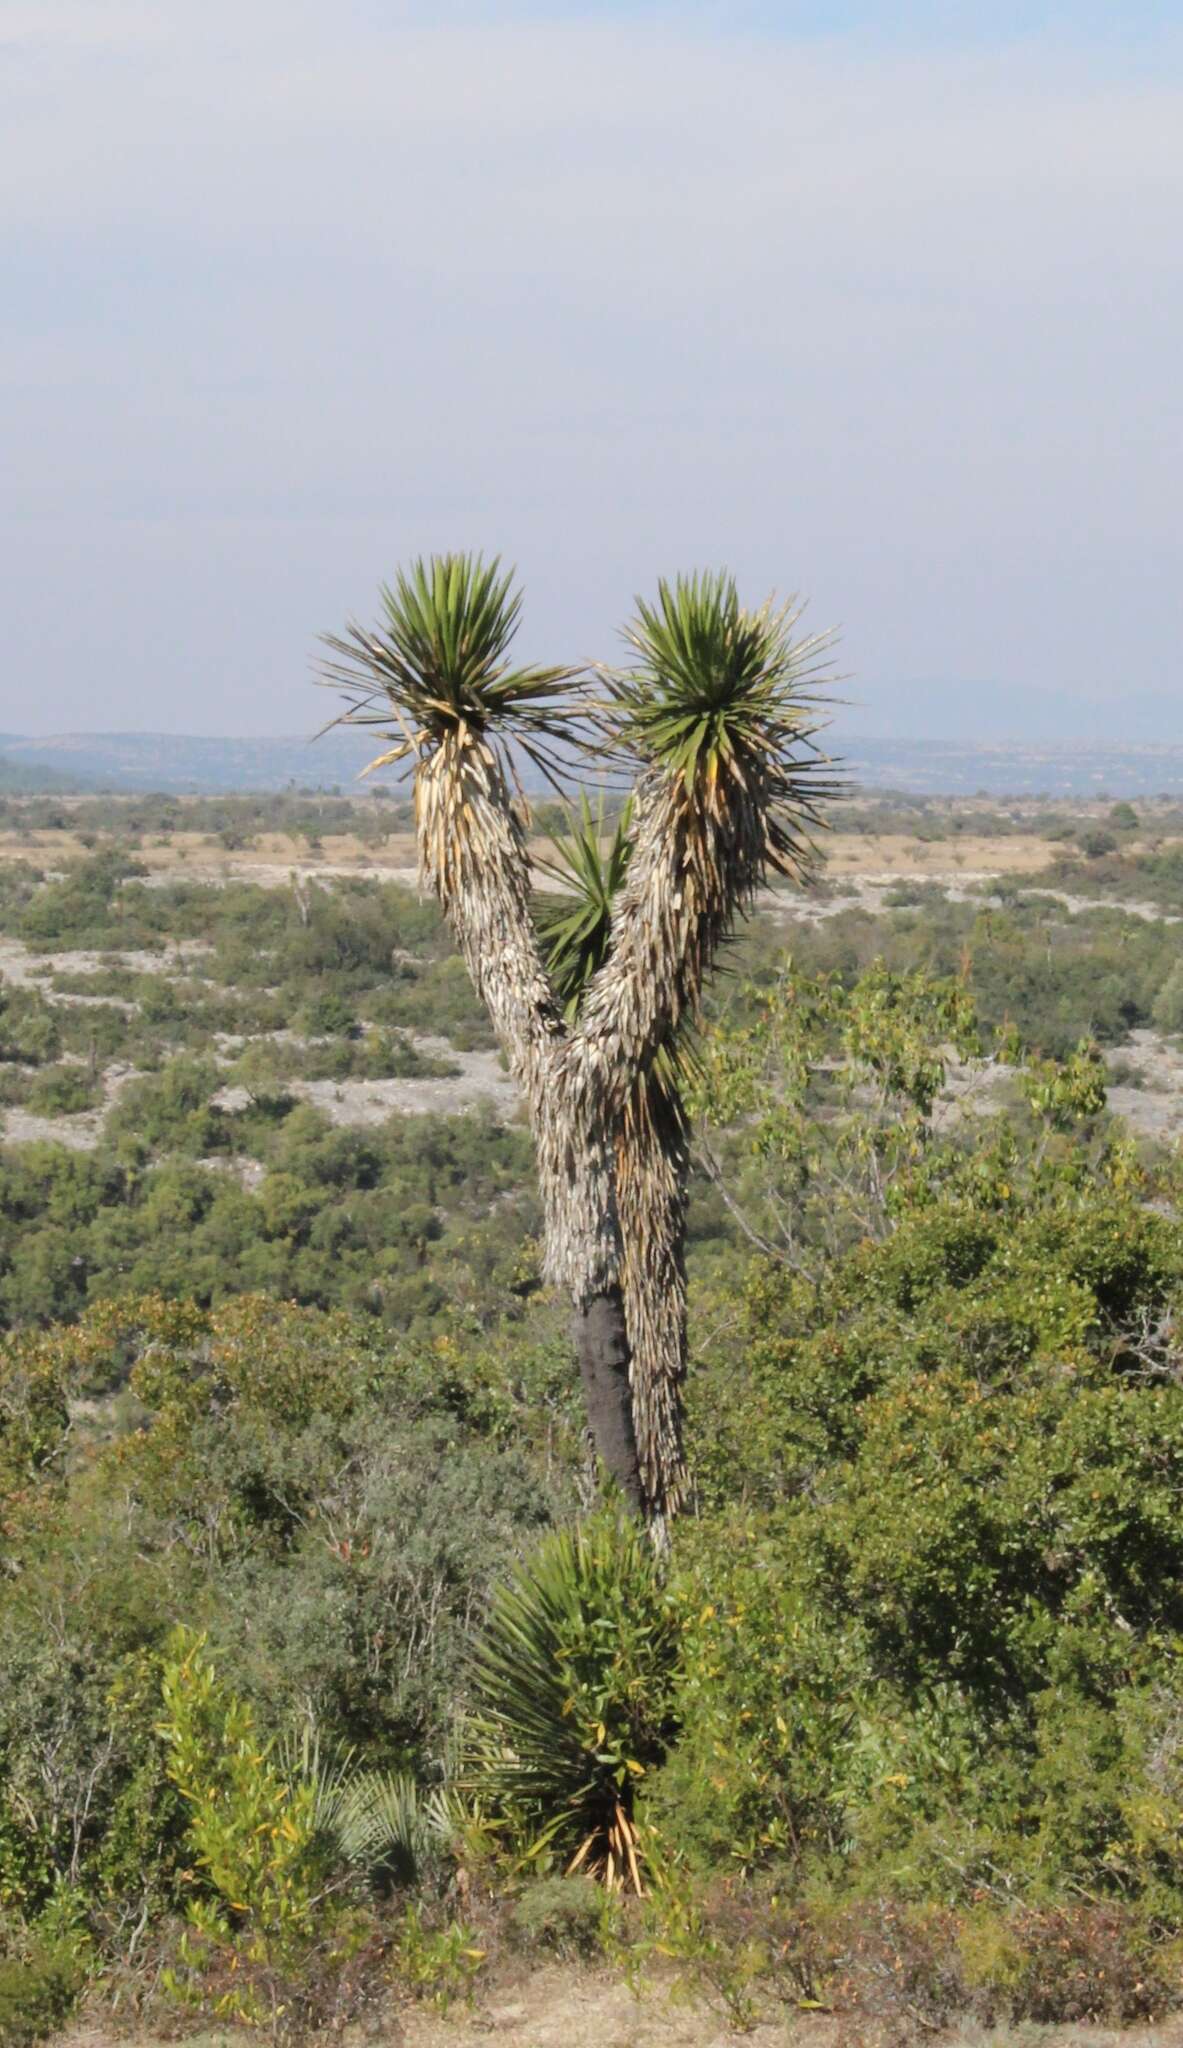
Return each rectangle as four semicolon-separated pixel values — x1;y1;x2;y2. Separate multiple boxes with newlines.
3;730;1183;800
0;730;380;795
839;738;1183;798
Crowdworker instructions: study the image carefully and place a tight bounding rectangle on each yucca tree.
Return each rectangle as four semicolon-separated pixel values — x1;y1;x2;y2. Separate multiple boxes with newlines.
321;558;832;1530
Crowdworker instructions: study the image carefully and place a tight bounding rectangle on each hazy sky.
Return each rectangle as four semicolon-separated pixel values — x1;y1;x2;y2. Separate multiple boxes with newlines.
2;2;1180;741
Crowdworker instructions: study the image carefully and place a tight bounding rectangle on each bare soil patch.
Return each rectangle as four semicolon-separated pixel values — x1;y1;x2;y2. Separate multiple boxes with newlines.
212;1041;520;1127
1106;1031;1183;1145
0;936;211;1001
55;1966;1183;2048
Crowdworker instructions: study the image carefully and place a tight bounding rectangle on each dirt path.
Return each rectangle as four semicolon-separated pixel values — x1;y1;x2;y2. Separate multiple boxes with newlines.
57;1967;1183;2048
401;1969;808;2047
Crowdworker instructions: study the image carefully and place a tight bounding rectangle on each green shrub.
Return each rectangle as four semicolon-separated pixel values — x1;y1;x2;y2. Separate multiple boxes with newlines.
0;1292;579;1953
159;1629;330;1946
0;986;58;1067
25;1066;99;1117
647;1521;866;1873
0;1940;83;2048
0;1331;70;1491
663;1207;1183;1907
157;1631;376;2031
299;989;358;1038
507;1876;609;1957
1153;958;1183;1034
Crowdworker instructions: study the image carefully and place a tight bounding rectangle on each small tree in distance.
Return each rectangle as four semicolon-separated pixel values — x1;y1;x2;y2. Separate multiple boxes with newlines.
320;555;833;1534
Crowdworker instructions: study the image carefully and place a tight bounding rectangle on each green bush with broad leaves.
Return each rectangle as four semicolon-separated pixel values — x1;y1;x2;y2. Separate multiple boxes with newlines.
159;1630;329;1946
654;980;1183;1916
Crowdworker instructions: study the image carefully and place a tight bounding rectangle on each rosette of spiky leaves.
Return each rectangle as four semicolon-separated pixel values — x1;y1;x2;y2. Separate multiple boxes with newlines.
565;573;836;1106
321;554;576;1095
319;552;583;790
275;1727;452;1886
606;569;834;873
465;1517;677;1891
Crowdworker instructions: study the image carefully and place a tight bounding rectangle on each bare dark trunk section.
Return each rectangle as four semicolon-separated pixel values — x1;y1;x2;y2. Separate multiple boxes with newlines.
572;1288;644;1512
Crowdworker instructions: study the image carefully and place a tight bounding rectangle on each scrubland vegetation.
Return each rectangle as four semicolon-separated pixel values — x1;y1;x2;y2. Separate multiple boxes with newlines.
1;784;1182;2042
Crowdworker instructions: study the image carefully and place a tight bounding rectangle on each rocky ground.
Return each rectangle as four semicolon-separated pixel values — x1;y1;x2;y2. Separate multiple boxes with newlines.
4;891;1181;1153
3;838;1181;1155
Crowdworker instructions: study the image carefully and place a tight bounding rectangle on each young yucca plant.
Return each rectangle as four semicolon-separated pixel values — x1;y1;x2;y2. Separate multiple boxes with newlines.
465;1517;678;1892
534;798;632;1020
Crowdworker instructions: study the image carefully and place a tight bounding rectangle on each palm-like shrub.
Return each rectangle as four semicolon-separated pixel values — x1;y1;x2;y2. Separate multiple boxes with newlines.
466;1517;677;1890
276;1727;451;1887
322;556;834;1525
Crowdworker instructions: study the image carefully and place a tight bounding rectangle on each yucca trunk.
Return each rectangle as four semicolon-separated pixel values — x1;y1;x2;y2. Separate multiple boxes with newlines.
615;1075;689;1524
568;1285;643;1510
567;765;774;1109
550;761;777;1523
419;741;773;1525
414;735;644;1503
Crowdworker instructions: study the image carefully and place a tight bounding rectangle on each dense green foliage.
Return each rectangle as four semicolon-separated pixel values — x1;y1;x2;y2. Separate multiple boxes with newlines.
665;1171;1183;1899
0;1103;533;1330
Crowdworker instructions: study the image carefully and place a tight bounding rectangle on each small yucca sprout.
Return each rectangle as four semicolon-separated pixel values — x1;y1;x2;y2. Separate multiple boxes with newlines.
534;798;633;1021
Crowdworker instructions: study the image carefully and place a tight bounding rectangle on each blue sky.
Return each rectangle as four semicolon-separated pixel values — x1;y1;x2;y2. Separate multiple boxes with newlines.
1;2;1180;741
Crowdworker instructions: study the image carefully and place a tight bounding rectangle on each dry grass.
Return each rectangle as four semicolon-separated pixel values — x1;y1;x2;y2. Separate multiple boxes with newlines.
2;818;1181;893
822;832;1063;877
0;827;420;880
0;825;1084;904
